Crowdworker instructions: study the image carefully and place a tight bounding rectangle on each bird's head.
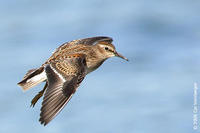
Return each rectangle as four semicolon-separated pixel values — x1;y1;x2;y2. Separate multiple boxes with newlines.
96;42;128;61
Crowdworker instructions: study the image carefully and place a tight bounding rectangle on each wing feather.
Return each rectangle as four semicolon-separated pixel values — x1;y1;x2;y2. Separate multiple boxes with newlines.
39;54;86;126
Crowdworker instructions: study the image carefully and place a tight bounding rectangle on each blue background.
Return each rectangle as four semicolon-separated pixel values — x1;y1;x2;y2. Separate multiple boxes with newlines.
0;0;200;133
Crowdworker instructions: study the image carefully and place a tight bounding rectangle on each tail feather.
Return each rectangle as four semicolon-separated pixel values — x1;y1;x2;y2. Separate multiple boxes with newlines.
18;67;47;91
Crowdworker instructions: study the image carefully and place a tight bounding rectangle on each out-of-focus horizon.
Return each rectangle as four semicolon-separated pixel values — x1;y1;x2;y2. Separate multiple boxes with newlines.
0;0;200;133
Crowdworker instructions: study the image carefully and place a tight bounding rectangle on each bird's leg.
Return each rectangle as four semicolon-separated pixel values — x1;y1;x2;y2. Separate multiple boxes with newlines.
30;82;48;107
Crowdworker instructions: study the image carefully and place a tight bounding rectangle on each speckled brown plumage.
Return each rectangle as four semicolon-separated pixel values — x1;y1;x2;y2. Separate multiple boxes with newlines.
17;36;128;126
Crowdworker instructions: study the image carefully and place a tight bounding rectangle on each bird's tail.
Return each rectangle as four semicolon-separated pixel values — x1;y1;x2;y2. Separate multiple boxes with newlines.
18;66;47;91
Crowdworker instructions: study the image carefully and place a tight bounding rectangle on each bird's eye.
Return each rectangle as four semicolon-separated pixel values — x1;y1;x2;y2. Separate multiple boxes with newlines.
105;47;109;50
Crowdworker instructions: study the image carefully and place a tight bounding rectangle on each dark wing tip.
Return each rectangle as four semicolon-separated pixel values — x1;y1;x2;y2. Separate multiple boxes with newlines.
92;36;113;41
89;36;113;43
78;36;113;45
39;117;48;126
17;80;25;86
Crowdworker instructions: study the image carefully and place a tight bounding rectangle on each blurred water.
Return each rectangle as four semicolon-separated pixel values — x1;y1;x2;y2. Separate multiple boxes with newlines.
0;0;200;133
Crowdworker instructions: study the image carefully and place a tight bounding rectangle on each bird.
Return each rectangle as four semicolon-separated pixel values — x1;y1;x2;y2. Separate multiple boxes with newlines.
18;36;128;126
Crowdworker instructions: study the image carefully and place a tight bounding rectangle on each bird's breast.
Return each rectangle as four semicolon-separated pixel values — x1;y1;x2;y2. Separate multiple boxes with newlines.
86;59;105;74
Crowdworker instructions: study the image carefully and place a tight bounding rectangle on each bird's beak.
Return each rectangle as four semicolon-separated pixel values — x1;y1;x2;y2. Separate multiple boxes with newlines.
115;52;129;61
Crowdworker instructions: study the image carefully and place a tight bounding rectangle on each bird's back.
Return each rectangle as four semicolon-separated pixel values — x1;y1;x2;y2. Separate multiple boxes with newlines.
45;43;91;64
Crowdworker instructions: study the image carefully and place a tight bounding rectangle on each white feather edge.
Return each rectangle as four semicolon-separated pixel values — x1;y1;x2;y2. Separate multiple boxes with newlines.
27;70;47;83
49;64;66;82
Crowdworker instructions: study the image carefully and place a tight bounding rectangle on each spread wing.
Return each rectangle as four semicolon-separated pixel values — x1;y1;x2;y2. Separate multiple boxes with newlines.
39;54;86;126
